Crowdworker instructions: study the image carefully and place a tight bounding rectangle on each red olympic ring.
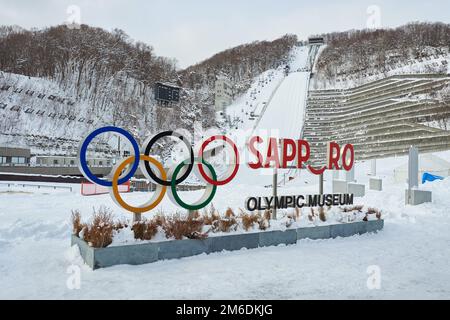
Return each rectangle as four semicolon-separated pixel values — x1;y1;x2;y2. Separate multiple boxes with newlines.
197;135;240;186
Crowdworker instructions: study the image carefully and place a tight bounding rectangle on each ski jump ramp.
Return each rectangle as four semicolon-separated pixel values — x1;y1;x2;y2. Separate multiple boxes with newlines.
252;71;310;139
252;45;314;140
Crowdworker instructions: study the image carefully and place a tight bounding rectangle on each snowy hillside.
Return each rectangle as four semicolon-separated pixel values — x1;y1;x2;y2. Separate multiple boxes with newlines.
313;22;450;90
0;26;300;156
0;72;112;156
224;45;310;135
311;49;450;90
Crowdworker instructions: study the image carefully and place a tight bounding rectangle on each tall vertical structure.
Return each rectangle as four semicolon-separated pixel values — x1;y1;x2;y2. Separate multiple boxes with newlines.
214;75;233;112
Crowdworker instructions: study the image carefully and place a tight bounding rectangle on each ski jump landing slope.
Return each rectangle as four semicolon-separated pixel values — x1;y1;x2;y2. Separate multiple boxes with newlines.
252;47;310;140
234;47;310;186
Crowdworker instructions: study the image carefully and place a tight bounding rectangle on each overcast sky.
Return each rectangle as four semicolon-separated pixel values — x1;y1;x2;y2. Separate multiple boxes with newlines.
1;0;449;68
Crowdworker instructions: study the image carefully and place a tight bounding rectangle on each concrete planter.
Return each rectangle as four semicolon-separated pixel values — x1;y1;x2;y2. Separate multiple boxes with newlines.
71;235;159;269
208;233;260;253
72;220;384;270
259;229;297;247
366;219;384;233
158;238;209;261
297;225;331;240
331;221;365;238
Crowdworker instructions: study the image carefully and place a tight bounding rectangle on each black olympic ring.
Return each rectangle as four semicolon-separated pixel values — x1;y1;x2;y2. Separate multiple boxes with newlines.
142;131;194;186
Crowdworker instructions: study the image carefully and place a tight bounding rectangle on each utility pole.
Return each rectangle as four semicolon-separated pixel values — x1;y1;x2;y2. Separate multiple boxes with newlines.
117;135;121;160
407;146;419;205
272;167;278;220
133;213;142;223
371;159;377;176
319;173;324;195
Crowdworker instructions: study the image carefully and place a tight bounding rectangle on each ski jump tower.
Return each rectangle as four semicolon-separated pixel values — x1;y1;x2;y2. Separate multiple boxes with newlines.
306;37;324;72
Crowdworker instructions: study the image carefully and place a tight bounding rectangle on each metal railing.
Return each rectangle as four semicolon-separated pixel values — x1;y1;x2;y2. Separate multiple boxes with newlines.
0;182;73;192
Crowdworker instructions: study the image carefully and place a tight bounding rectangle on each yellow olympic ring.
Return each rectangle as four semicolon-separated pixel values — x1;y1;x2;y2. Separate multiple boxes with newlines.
111;155;167;214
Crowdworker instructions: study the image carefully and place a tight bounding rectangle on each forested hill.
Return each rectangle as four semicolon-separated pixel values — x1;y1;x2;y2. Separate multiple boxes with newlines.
314;22;450;88
0;24;296;154
180;34;298;97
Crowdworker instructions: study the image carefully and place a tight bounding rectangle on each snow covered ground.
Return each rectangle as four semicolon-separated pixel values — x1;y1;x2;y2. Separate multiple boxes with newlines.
0;151;450;299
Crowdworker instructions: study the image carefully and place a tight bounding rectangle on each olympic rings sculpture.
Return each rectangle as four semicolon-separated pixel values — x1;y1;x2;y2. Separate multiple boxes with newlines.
78;126;240;214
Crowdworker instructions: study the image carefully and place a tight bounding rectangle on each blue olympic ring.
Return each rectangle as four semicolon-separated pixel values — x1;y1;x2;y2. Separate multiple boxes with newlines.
78;126;140;187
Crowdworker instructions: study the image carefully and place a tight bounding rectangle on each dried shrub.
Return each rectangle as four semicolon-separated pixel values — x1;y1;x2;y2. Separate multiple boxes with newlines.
294;207;301;219
71;210;85;237
209;204;217;216
153;215;166;227
319;207;327;222
114;221;128;231
132;219;159;241
287;212;297;222
258;220;269;230
82;207;114;248
190;210;200;219
264;209;272;220
285;217;294;228
225;208;235;218
342;205;364;213
213;217;238;233
163;216;207;240
258;213;270;231
308;208;315;222
241;212;259;231
203;214;215;226
366;207;382;220
203;205;220;226
212;211;220;221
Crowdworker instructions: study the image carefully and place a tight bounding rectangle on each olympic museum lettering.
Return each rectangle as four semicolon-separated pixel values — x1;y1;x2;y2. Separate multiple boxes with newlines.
246;194;355;212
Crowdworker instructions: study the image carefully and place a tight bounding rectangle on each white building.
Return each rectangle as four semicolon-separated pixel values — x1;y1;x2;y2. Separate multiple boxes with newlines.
214;76;233;112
